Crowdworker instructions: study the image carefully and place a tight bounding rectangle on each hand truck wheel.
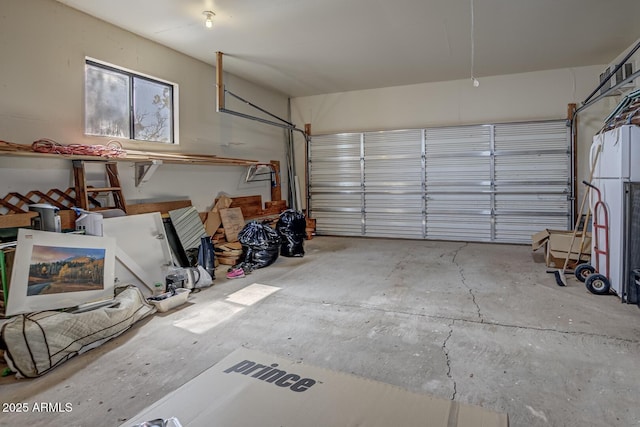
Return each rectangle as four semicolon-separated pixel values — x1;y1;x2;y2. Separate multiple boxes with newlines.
574;264;595;283
585;273;611;295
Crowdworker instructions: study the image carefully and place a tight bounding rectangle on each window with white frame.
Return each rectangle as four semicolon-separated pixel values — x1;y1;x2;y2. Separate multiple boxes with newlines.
84;59;177;144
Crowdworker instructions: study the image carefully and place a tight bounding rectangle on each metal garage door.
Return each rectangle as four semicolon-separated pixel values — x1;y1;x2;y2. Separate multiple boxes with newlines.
308;120;571;244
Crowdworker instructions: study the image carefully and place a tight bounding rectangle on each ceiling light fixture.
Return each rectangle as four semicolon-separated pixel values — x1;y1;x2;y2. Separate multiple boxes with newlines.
470;0;479;87
203;11;215;28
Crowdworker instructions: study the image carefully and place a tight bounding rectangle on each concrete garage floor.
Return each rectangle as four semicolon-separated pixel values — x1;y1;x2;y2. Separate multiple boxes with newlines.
1;236;640;427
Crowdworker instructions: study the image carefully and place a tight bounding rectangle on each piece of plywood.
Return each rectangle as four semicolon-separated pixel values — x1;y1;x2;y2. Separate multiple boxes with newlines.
265;200;287;210
127;200;192;216
219;207;245;243
216;195;263;220
103;212;173;294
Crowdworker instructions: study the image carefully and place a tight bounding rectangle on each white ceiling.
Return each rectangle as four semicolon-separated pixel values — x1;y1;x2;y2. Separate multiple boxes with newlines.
56;0;640;97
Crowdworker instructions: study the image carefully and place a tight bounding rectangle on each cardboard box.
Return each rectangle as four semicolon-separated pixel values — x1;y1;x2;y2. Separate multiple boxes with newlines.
531;229;591;268
219;207;245;243
123;348;508;427
205;195;233;236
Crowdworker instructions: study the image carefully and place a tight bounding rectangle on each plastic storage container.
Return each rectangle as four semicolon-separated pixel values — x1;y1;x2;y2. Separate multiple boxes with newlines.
148;288;190;313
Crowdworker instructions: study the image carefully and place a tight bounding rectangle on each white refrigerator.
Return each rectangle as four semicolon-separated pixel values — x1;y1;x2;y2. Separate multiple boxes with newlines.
590;125;640;301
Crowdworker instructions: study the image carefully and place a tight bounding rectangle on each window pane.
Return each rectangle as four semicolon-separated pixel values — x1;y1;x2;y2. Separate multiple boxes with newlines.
85;64;130;138
133;78;173;143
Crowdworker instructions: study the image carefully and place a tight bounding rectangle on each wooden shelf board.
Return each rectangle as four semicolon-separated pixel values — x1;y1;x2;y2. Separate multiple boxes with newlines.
0;149;260;167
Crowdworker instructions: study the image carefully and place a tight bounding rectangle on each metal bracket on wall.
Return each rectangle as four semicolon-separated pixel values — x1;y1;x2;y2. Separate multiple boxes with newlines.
135;160;163;187
245;163;275;183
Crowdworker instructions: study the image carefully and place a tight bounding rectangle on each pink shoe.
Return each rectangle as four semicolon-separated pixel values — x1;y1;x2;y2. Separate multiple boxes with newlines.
226;268;245;279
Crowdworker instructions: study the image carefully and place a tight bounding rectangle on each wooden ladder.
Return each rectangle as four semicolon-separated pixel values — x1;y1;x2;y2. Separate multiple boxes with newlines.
73;160;127;213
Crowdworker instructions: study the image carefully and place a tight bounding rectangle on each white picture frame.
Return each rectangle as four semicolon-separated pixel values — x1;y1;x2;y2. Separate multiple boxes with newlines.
6;229;116;316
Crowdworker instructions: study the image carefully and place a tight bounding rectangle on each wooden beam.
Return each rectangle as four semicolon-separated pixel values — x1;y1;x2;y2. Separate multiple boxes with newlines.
0;146;260;166
126;200;193;216
215;195;263;219
270;160;282;202
0;212;37;228
216;51;225;112
72;160;89;210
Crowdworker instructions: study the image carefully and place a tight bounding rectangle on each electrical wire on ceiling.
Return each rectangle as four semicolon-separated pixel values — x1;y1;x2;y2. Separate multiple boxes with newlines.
470;0;479;87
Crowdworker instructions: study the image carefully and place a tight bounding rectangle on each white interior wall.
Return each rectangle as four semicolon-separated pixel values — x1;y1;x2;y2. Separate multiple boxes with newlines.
291;66;619;210
0;0;289;212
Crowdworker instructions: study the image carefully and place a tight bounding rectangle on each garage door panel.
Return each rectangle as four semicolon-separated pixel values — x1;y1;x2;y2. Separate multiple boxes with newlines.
310;160;361;186
310;193;361;209
309;133;364;236
364;129;422;156
495;216;569;242
311;133;361;155
313;212;363;236
426;126;492;155
426;194;492;212
494;122;568;151
427;158;490;182
363;132;422;190
427;214;492;242
365;192;423;237
495;194;570;213
495;155;569;181
425;125;493;239
365;213;424;238
492;121;571;241
365;159;422;186
365;193;423;212
361;130;424;238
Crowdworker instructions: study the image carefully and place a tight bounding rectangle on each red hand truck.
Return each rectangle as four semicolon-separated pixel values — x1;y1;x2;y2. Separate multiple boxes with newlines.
574;181;611;294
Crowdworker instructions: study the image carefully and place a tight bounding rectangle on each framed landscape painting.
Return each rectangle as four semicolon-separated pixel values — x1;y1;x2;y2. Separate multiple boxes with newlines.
6;229;116;316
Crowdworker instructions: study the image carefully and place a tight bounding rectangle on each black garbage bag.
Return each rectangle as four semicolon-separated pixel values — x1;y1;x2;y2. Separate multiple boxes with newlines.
237;221;280;269
276;209;306;257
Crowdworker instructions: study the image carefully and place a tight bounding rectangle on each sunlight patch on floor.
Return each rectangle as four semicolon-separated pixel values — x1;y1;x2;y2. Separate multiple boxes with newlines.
225;283;281;306
173;284;280;334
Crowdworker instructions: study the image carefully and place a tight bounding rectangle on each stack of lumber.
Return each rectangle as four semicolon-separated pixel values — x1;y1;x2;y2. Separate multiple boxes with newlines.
210;202;247;266
213;195;287;220
200;194;290;267
214;240;243;266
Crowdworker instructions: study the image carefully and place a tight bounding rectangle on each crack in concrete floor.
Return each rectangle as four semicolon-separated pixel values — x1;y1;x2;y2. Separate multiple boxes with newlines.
450;242;484;323
442;319;457;400
279;293;640;344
